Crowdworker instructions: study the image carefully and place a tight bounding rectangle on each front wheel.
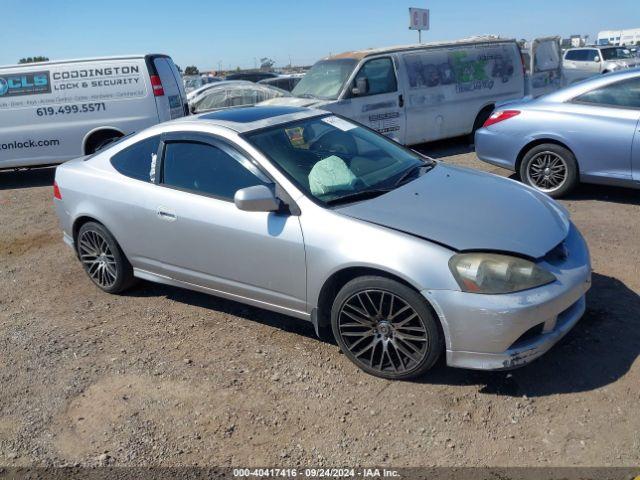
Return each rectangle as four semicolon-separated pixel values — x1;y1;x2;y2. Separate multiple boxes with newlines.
519;144;578;198
331;276;443;380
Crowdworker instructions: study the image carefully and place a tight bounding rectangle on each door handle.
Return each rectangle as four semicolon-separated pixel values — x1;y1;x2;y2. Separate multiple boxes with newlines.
398;94;404;108
156;207;177;221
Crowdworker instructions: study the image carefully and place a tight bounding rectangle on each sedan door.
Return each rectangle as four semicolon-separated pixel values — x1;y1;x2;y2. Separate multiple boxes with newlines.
143;132;308;314
567;76;640;181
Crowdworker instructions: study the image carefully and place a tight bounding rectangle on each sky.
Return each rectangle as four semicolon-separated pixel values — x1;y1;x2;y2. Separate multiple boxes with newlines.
0;0;637;70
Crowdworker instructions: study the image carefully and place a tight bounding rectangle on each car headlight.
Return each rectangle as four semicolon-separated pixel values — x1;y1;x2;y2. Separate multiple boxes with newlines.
448;253;555;294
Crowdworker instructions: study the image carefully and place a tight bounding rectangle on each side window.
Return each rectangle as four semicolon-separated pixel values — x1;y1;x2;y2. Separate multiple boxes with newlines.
353;57;397;96
575;78;640;109
161;141;270;200
567;50;589;62
110;135;160;182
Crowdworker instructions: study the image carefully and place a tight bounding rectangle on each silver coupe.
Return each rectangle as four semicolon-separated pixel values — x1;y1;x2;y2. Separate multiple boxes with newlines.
54;106;592;379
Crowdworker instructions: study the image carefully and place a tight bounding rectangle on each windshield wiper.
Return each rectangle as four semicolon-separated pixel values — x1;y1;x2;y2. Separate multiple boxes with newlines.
326;188;392;206
394;162;435;187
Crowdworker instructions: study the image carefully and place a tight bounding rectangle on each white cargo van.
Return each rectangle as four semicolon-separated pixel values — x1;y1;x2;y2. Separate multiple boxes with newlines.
263;36;560;145
0;54;187;169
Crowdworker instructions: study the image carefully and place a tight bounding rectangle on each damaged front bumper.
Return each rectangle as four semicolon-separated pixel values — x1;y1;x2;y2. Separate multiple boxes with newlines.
422;224;592;371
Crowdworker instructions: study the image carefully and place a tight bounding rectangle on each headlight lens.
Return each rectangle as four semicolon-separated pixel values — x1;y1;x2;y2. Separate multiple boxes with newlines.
449;253;555;294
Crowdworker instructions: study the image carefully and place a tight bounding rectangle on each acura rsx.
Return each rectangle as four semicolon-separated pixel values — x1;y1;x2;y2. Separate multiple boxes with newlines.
54;106;592;379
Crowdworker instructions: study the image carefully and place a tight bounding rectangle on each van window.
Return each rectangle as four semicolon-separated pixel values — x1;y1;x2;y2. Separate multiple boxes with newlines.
353;58;397;96
575;78;640;108
161;141;270;200
110;135;160;182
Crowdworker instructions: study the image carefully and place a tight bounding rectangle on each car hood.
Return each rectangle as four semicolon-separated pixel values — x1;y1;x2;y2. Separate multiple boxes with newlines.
336;163;570;259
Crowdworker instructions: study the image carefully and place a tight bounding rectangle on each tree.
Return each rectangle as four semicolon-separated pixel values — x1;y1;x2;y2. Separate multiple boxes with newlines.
260;57;275;71
18;56;49;64
184;65;199;75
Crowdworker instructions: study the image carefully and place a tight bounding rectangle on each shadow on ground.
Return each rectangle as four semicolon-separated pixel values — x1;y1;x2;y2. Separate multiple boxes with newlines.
0;167;56;190
126;272;638;398
413;136;474;159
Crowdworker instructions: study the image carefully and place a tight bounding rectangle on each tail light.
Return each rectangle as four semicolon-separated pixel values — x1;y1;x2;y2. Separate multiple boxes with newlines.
483;110;521;128
150;75;165;96
53;181;62;200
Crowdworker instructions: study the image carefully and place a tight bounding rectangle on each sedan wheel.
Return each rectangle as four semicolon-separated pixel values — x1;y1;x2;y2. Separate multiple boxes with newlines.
525;151;568;193
331;277;442;379
520;144;578;198
76;222;135;294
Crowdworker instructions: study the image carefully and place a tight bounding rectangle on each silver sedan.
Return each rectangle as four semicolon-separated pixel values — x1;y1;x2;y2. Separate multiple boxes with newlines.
475;69;640;197
54;106;591;379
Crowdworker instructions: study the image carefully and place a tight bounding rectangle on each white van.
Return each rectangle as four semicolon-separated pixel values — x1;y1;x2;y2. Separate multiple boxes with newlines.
263;36;561;145
0;54;187;169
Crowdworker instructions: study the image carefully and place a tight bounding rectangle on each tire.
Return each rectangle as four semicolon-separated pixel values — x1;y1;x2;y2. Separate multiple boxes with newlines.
85;132;122;155
331;276;443;380
469;106;494;143
519;143;578;198
76;222;135;294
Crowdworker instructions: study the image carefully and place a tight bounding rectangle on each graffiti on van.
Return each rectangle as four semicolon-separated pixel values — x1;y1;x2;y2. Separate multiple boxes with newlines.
0;71;51;97
404;48;515;93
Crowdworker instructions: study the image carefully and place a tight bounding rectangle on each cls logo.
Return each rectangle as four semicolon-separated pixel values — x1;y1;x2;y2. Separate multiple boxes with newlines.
0;73;49;96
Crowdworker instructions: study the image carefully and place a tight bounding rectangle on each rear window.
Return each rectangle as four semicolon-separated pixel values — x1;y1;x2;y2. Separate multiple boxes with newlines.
110;135;160;182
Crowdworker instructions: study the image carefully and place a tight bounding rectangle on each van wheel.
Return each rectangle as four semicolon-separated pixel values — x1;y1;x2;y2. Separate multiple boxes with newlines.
469;106;494;142
85;131;123;155
331;276;442;380
519;144;578;198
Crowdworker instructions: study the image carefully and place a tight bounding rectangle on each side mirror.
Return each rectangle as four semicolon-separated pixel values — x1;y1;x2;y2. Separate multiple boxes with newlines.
593;56;601;62
351;77;369;96
234;185;281;212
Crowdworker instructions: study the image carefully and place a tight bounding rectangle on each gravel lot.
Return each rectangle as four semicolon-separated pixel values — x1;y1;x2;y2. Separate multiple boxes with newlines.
1;139;639;468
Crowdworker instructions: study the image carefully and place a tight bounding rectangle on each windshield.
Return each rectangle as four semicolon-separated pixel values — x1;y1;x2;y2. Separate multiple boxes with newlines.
245;115;433;205
291;59;358;100
601;47;633;60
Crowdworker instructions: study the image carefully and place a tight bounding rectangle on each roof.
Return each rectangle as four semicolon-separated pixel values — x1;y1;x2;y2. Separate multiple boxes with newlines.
176;106;326;133
0;54;158;70
327;35;515;60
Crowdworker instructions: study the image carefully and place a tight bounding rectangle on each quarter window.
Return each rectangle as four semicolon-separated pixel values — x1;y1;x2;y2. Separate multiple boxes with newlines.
110;135;160;182
161;141;270;200
353;58;398;96
575;78;640;108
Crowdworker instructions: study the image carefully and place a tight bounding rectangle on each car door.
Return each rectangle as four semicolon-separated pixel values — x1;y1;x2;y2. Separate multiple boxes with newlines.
331;56;406;144
568;76;640;181
529;36;562;97
143;132;308;314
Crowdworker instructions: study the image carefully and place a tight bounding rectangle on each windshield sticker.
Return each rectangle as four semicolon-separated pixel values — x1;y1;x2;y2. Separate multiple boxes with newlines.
285;127;306;147
322;116;356;132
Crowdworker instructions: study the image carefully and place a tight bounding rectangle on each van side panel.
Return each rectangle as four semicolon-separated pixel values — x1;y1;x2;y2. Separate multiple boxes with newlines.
400;42;525;144
0;57;161;169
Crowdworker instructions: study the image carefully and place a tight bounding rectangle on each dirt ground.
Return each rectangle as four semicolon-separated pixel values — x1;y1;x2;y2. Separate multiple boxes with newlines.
0;139;639;468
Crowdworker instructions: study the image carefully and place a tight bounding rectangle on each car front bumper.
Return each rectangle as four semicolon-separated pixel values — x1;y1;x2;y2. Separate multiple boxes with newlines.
422;224;591;370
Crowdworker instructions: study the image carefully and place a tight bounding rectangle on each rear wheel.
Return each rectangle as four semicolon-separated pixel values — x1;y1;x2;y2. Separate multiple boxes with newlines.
331;276;442;380
76;222;135;294
85;131;122;155
469;106;494;142
519;143;578;198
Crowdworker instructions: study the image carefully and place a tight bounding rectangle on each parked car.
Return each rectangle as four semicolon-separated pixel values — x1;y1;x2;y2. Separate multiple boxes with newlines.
189;81;290;114
258;74;304;92
563;45;640;84
183;75;221;94
475;69;640;197
53;106;591;379
0;54;187;169
261;36;561;145
225;71;279;83
186;80;226;103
